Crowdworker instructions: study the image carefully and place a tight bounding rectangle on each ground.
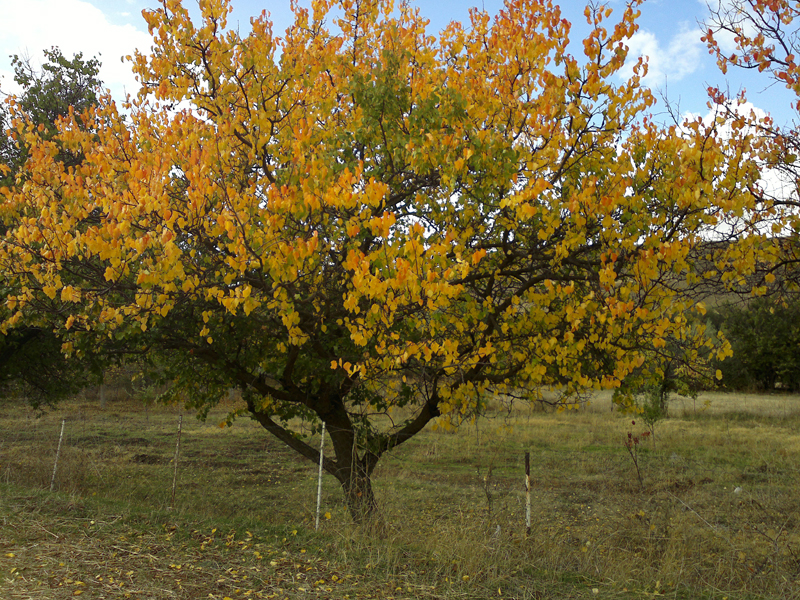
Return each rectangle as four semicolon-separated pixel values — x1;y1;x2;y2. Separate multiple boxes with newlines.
1;390;799;599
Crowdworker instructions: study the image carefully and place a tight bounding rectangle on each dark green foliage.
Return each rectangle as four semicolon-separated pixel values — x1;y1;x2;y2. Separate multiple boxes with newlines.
0;327;103;410
709;297;800;392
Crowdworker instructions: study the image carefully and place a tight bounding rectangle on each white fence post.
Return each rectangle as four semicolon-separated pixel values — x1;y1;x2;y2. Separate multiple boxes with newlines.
315;422;326;530
50;419;66;492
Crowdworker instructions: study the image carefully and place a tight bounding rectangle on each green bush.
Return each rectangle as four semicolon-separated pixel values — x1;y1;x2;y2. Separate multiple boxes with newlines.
708;297;800;392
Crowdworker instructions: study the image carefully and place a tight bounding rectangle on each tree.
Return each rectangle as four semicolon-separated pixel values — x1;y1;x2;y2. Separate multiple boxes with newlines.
708;297;800;391
614;319;720;446
0;48;104;408
703;1;800;394
0;0;764;522
1;48;102;184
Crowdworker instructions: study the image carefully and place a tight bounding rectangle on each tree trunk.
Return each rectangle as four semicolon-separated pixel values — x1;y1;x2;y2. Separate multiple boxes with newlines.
243;386;440;530
340;463;380;525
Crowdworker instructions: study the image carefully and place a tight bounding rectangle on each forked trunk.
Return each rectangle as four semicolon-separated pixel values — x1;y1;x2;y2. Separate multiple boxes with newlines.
245;389;440;530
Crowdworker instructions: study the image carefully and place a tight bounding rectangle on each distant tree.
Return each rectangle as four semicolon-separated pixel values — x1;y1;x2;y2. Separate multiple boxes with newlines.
0;48;104;408
708;298;800;392
1;47;102;182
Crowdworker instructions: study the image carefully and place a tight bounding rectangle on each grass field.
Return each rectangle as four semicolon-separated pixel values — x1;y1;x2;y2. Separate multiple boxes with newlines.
1;390;800;599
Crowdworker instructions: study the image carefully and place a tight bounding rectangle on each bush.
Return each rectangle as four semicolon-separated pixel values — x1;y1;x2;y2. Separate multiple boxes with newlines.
708;298;800;392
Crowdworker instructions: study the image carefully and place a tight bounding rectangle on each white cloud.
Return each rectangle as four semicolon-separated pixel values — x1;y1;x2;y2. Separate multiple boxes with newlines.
0;0;152;102
619;25;705;87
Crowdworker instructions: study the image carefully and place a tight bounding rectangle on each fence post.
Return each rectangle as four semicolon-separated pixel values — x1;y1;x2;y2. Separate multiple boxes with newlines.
50;419;66;492
169;414;183;510
315;422;326;530
525;451;531;537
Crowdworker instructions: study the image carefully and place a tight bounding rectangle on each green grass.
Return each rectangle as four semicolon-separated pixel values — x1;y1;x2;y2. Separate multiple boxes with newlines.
2;392;800;599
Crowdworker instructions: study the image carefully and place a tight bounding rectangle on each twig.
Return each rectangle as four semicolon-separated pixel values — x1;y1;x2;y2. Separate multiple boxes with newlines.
35;523;60;539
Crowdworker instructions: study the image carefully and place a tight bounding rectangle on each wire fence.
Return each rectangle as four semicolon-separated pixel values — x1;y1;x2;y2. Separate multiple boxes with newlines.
2;394;784;531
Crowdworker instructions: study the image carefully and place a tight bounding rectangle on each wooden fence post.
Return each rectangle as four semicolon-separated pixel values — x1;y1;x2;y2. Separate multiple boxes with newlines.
525;451;531;537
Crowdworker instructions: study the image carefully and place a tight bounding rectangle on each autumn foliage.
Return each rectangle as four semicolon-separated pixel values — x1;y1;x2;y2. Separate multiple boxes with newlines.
704;0;800;292
0;0;768;520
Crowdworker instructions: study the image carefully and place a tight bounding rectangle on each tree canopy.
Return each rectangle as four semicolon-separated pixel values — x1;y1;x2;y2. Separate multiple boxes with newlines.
705;0;800;292
709;297;800;392
0;0;772;520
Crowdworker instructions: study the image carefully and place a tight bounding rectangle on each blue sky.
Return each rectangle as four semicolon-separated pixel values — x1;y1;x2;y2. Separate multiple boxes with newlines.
0;0;797;127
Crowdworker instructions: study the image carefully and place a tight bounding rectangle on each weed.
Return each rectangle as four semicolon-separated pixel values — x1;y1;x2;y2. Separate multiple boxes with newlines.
624;420;651;487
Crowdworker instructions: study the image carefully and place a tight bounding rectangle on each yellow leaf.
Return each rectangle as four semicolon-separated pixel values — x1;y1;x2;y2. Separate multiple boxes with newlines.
472;248;486;265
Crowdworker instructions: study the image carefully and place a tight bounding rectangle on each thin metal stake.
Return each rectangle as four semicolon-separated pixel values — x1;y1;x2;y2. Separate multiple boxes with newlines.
315;422;326;530
170;414;183;510
50;419;66;492
525;451;531;537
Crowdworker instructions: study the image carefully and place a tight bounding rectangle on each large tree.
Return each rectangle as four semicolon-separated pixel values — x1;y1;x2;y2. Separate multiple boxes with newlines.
0;0;764;521
0;48;104;407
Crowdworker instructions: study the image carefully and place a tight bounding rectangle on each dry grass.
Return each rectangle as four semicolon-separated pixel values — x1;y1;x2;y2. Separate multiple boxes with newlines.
2;391;800;599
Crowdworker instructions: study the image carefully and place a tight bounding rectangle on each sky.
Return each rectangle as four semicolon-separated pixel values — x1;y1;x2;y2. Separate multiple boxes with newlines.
0;0;797;127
